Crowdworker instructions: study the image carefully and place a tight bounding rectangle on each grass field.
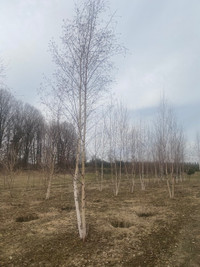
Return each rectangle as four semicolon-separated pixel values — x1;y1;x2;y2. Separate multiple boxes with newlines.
0;171;200;266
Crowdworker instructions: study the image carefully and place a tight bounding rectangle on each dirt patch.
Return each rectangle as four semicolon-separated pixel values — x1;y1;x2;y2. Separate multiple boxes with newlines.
136;211;155;217
16;214;39;222
110;219;133;228
61;205;74;211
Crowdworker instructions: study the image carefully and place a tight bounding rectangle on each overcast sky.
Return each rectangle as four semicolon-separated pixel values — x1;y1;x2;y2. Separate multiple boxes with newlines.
0;0;200;143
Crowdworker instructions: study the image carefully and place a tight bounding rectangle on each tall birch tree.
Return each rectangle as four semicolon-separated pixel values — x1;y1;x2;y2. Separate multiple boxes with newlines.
47;0;120;240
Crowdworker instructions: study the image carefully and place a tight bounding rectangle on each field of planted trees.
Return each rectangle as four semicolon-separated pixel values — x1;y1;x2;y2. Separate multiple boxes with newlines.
1;0;200;266
0;170;200;266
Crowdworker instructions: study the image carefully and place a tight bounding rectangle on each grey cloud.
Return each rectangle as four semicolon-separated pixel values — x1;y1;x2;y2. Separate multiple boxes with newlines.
0;0;200;141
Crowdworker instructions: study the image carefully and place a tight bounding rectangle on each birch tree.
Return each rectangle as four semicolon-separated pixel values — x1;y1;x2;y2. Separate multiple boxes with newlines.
96;111;108;191
129;127;137;192
154;96;171;180
47;0;120;240
107;102;128;196
138;123;146;189
195;132;200;170
154;95;185;198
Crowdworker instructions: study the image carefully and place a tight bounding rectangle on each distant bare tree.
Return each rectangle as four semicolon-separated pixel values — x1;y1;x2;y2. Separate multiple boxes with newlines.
0;89;14;149
92;123;101;185
21;104;42;167
136;121;146;190
95;109;109;191
195;132;200;170
1;146;17;196
43;122;58;200
153;96;171;180
129;127;137;193
9;100;27;167
56;122;77;170
107;103;118;195
153;95;185;198
107;102;128;196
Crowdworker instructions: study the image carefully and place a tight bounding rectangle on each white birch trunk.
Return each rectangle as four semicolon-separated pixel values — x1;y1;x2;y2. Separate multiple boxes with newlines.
73;137;83;239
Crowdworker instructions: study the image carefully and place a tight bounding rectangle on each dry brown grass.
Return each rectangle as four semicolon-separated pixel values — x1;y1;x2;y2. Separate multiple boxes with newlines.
0;171;200;266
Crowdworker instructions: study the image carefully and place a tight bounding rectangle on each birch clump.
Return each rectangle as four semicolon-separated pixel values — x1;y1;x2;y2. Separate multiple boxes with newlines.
48;0;121;240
